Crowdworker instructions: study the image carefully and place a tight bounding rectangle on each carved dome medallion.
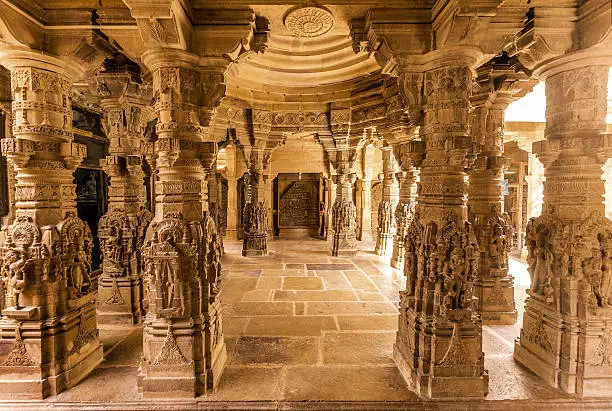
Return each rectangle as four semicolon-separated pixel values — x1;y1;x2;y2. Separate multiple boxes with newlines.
284;6;334;38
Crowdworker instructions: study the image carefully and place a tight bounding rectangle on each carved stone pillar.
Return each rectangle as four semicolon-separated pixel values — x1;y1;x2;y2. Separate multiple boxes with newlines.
394;63;488;399
327;148;359;256
467;55;535;326
242;147;270;257
92;63;153;325
390;143;420;269
225;144;238;240
469;104;516;325
138;49;226;397
514;60;612;397
375;146;399;258
0;51;103;398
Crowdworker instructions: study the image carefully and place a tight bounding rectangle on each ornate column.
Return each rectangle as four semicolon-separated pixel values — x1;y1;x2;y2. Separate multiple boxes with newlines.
327;148;359;256
241;146;271;256
468;56;534;325
390;143;420;269
0;51;103;398
138;49;226;397
224;144;238;240
359;144;375;241
394;61;488;399
514;57;612;396
375;145;399;258
91;59;153;325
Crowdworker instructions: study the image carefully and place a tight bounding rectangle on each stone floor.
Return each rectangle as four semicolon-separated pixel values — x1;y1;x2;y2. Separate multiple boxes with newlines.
2;238;611;410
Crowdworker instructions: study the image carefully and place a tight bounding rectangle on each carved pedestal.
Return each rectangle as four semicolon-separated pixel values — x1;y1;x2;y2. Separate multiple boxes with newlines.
514;63;612;396
393;64;488;399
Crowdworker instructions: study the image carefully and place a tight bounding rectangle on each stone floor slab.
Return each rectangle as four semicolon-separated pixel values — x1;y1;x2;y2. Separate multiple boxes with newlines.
274;290;357;302
282;277;324;290
336;315;399;331
306;301;398;315
244;316;337;336
233;336;319;365
283;366;415;401
322;332;395;365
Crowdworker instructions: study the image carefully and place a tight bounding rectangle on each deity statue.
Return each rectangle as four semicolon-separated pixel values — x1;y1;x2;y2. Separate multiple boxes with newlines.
103;226;123;271
531;229;552;296
8;247;28;309
601;244;612;307
489;224;508;269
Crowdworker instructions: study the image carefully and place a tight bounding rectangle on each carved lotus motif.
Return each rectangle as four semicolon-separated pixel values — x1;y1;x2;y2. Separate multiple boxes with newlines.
284;7;334;38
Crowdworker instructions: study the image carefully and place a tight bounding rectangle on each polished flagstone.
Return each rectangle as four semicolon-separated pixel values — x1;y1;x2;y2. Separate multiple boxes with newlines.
2;239;610;409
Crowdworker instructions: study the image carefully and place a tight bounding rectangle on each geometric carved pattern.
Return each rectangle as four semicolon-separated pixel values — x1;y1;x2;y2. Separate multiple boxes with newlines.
284;7;334;38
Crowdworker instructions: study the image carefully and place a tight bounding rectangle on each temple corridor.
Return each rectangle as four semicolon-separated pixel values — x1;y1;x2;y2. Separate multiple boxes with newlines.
1;239;582;408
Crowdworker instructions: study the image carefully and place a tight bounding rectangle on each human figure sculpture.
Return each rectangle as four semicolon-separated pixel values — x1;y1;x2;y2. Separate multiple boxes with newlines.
8;247;28;310
601;241;612;307
104;226;123;271
449;247;467;309
489;224;507;269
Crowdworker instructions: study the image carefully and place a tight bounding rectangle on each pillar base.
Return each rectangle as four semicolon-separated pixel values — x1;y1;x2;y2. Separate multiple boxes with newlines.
474;276;517;325
242;232;268;257
375;232;394;258
329;230;357;257
514;298;612;397
394;300;488;399
0;299;103;399
97;277;143;326
138;320;206;398
390;237;405;270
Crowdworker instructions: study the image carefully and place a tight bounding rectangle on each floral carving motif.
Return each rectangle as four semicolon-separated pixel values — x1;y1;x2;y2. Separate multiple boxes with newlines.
284;7;334;38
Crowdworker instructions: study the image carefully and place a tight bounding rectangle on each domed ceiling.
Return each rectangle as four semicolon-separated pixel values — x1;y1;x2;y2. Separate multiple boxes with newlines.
225;5;383;107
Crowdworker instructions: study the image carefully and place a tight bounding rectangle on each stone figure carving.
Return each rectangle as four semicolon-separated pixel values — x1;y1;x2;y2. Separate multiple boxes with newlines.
404;213;424;296
331;198;356;233
486;205;513;270
142;212;199;319
378;201;395;233
57;214;94;297
0;216;50;309
599;235;612;308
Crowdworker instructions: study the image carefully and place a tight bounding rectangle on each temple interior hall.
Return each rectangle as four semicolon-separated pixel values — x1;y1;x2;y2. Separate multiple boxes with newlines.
0;0;612;409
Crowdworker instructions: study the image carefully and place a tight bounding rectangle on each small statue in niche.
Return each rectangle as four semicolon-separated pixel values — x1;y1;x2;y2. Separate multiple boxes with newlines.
489;224;508;269
597;234;612;307
449;246;467;309
319;201;327;238
103;226;123;272
530;227;552;296
8;248;28;309
68;230;91;294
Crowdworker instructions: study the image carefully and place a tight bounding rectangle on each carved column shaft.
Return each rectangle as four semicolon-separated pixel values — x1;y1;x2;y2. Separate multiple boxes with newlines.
375;146;399;257
515;63;612;397
394;64;487;399
0;52;103;398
